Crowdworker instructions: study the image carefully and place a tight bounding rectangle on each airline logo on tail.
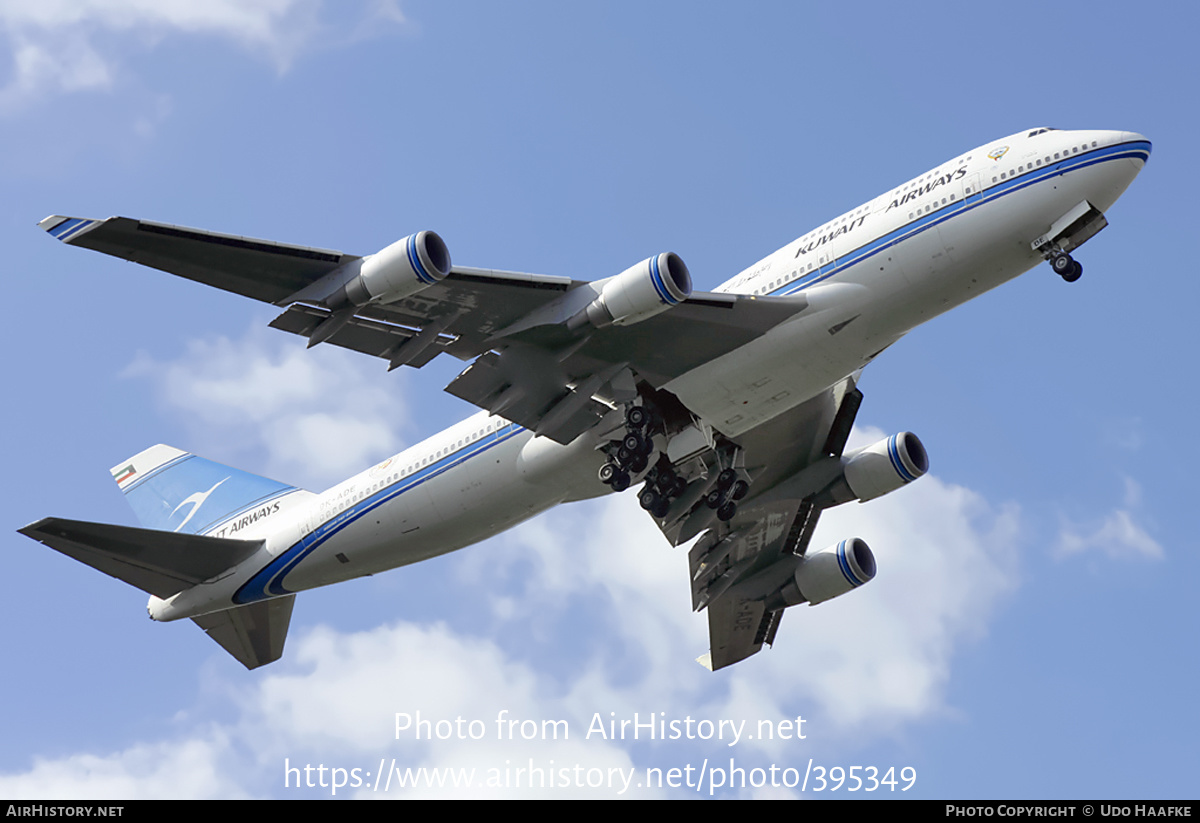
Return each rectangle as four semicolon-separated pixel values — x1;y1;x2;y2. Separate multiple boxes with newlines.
170;477;229;533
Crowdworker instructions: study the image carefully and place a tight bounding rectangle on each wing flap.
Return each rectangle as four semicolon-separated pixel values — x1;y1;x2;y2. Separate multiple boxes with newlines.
706;596;779;670
268;303;448;367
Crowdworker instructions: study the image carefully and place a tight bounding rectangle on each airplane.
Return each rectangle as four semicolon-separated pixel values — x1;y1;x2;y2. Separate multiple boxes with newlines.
20;127;1151;671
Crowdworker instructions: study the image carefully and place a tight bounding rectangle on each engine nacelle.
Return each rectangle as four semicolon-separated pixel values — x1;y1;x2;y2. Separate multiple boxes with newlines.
768;538;877;609
569;252;691;329
334;230;452;306
843;432;928;502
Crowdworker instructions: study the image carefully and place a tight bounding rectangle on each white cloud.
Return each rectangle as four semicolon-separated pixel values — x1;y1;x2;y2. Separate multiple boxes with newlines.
0;735;244;800
0;0;406;111
1055;477;1163;560
124;324;413;489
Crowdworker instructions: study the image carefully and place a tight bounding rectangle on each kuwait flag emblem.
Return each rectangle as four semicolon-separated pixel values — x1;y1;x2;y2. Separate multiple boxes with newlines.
113;464;136;484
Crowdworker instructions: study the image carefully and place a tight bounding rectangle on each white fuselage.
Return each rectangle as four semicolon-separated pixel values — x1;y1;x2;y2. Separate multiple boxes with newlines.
150;128;1150;623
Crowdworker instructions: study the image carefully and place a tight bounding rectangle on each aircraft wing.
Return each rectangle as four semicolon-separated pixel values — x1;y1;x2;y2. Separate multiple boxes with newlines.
40;215;359;304
42;215;807;444
667;382;863;670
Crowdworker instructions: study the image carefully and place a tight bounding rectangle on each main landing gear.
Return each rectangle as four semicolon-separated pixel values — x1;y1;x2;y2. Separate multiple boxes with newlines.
598;400;753;523
597;403;690;518
703;467;749;523
1050;251;1083;283
598;404;660;495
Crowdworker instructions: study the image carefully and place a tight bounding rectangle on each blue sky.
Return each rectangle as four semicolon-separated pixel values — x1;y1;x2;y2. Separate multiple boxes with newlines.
1;0;1195;799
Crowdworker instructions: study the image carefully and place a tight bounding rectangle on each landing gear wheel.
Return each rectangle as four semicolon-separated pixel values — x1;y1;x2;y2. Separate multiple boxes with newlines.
610;470;630;492
651;498;671;519
626;406;648;429
717;501;737;522
717;468;738;490
1051;252;1076;277
705;489;724;509
622;432;644;454
629;453;648;474
598;463;617;485
1062;260;1083;282
639;488;660;510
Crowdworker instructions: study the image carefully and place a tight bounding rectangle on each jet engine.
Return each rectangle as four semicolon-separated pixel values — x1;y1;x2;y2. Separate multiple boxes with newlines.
330;230;452;307
842;432;928;502
766;538;877;609
568;252;691;329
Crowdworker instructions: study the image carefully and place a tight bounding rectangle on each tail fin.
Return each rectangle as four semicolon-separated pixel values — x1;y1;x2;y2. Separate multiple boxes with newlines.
112;444;300;536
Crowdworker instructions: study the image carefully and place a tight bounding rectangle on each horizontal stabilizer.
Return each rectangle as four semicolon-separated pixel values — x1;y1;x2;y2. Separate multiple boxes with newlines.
19;517;262;599
192;596;295;670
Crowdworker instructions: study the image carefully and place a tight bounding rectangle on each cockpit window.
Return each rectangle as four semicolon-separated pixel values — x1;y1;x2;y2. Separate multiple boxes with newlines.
1028;128;1058;137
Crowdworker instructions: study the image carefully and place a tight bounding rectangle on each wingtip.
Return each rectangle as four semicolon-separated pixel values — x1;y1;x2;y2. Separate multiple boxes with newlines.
39;215;102;243
695;652;714;671
38;215;68;231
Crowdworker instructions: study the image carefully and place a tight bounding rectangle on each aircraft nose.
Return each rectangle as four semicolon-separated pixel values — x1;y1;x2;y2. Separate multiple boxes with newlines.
1123;131;1151;151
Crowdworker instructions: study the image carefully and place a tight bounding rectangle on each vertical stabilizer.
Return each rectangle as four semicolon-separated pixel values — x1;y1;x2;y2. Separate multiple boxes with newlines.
112;445;301;536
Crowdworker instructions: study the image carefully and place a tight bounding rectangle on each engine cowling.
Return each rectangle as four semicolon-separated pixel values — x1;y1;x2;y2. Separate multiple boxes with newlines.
843;432;928;502
768;538;877;608
334;230;452;306
569;252;691;329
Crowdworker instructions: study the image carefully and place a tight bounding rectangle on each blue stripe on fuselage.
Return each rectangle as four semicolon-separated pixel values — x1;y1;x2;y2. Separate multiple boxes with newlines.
766;140;1150;298
233;423;525;604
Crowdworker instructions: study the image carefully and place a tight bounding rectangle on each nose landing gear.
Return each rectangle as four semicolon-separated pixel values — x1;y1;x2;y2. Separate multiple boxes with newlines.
1033;200;1106;284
